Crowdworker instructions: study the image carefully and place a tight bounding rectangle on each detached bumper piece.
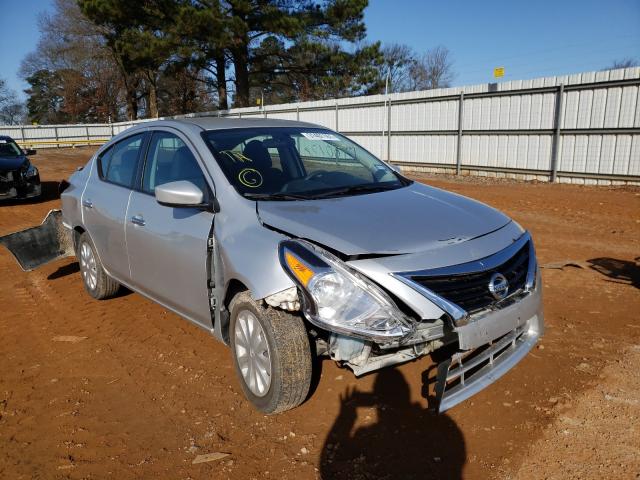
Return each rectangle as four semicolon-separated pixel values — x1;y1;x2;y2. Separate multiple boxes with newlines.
435;323;539;413
0;210;74;271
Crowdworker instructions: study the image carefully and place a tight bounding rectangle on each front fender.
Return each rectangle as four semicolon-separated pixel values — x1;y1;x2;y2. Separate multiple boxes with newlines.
215;193;295;303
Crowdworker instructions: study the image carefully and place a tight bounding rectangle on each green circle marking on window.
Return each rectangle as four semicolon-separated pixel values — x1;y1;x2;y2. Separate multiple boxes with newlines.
238;168;263;188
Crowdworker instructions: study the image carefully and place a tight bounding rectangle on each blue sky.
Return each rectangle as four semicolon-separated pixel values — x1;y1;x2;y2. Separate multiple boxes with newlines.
365;0;639;85
1;0;638;100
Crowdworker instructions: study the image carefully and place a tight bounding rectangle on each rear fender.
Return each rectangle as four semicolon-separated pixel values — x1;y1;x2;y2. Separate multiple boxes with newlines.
0;210;74;271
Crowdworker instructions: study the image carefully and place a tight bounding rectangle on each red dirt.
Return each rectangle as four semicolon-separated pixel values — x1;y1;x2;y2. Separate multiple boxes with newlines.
1;147;639;479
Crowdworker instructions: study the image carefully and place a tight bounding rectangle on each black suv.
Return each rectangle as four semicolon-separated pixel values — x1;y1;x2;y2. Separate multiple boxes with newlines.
0;136;40;200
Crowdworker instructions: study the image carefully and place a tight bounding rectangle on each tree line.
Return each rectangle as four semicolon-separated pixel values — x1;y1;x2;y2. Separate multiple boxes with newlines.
1;2;638;127
3;0;459;125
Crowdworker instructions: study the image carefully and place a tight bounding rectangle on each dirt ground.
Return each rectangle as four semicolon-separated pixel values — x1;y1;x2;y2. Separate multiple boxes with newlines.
1;147;639;480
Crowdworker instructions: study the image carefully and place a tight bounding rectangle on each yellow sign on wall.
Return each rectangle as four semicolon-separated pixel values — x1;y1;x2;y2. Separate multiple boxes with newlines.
494;67;505;78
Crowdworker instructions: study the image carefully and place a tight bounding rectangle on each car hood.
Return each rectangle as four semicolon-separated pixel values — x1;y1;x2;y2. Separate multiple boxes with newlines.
257;182;512;256
0;156;27;172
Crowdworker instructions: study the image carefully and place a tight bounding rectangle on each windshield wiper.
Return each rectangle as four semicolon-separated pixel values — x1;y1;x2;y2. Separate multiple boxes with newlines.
305;183;402;199
245;183;405;201
244;192;312;201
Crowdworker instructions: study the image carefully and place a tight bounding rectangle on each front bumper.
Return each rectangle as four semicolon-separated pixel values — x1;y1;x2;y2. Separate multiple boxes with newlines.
0;177;41;200
436;271;543;412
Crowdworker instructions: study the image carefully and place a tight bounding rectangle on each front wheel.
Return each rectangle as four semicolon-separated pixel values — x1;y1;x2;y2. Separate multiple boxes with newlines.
229;291;312;414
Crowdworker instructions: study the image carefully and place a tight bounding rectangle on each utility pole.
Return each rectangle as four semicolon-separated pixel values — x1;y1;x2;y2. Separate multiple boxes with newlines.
381;71;390;158
385;72;391;162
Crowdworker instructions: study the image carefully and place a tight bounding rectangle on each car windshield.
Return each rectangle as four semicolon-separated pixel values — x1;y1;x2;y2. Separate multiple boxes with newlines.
0;139;23;157
202;127;410;200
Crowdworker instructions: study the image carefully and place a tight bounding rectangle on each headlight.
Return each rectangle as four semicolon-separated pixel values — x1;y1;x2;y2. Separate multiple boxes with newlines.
279;240;413;341
24;164;38;179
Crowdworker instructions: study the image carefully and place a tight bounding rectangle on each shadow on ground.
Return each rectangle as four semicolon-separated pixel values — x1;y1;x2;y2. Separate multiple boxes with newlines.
588;257;640;289
0;181;62;206
320;368;466;480
39;180;64;202
47;261;132;298
48;261;80;280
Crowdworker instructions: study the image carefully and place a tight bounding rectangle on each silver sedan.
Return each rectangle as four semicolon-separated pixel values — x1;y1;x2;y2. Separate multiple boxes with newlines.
0;118;543;414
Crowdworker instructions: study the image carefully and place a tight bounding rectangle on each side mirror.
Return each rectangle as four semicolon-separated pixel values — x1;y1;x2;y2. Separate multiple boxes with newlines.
155;181;207;208
25;149;37;156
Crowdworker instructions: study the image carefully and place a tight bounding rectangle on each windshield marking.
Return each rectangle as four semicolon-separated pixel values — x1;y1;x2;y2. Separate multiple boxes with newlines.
221;150;253;163
238;168;263;188
300;132;340;141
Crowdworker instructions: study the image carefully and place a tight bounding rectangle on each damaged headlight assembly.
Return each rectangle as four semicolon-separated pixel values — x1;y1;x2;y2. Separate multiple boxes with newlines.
279;240;414;342
23;163;38;179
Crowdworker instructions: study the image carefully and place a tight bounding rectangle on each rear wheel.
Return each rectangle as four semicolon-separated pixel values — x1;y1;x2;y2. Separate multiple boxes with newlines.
229;291;312;414
77;233;120;300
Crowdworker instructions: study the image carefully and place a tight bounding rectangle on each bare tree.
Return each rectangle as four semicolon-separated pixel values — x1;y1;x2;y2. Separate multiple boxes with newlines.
0;102;26;125
0;78;26;125
409;45;455;90
607;58;639;70
0;79;10;105
20;0;127;122
380;43;416;93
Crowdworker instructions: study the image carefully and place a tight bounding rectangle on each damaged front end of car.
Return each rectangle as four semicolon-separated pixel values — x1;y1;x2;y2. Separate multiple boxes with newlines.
270;234;543;413
275;239;450;375
0;156;41;201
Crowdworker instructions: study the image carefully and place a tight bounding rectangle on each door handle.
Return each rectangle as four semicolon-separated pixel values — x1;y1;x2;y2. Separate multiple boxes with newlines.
130;215;146;227
82;199;93;209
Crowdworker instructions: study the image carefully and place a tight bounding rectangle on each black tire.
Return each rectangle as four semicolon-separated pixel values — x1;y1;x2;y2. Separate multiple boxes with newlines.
229;291;312;414
76;232;120;300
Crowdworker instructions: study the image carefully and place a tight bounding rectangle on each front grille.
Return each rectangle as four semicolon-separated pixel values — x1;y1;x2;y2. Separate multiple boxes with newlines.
0;171;14;183
411;242;530;313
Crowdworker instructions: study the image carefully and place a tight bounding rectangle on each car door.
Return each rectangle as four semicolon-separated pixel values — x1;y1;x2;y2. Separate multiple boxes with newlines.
125;129;214;328
82;132;146;281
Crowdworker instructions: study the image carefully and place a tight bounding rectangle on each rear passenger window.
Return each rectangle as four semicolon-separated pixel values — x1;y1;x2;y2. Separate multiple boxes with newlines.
142;132;207;194
98;134;144;188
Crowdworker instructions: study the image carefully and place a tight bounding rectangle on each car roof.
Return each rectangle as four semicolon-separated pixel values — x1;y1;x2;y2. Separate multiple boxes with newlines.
0;135;16;142
150;116;323;131
107;117;333;149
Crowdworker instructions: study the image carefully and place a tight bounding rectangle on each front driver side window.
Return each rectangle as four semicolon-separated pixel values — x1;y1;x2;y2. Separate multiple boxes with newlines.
142;132;207;195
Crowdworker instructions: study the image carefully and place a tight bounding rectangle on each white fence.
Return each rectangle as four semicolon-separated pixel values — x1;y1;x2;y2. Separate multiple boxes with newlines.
2;67;639;185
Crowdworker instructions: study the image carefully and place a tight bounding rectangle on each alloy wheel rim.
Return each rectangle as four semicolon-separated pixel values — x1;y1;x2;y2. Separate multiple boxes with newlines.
234;310;272;397
79;242;98;291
